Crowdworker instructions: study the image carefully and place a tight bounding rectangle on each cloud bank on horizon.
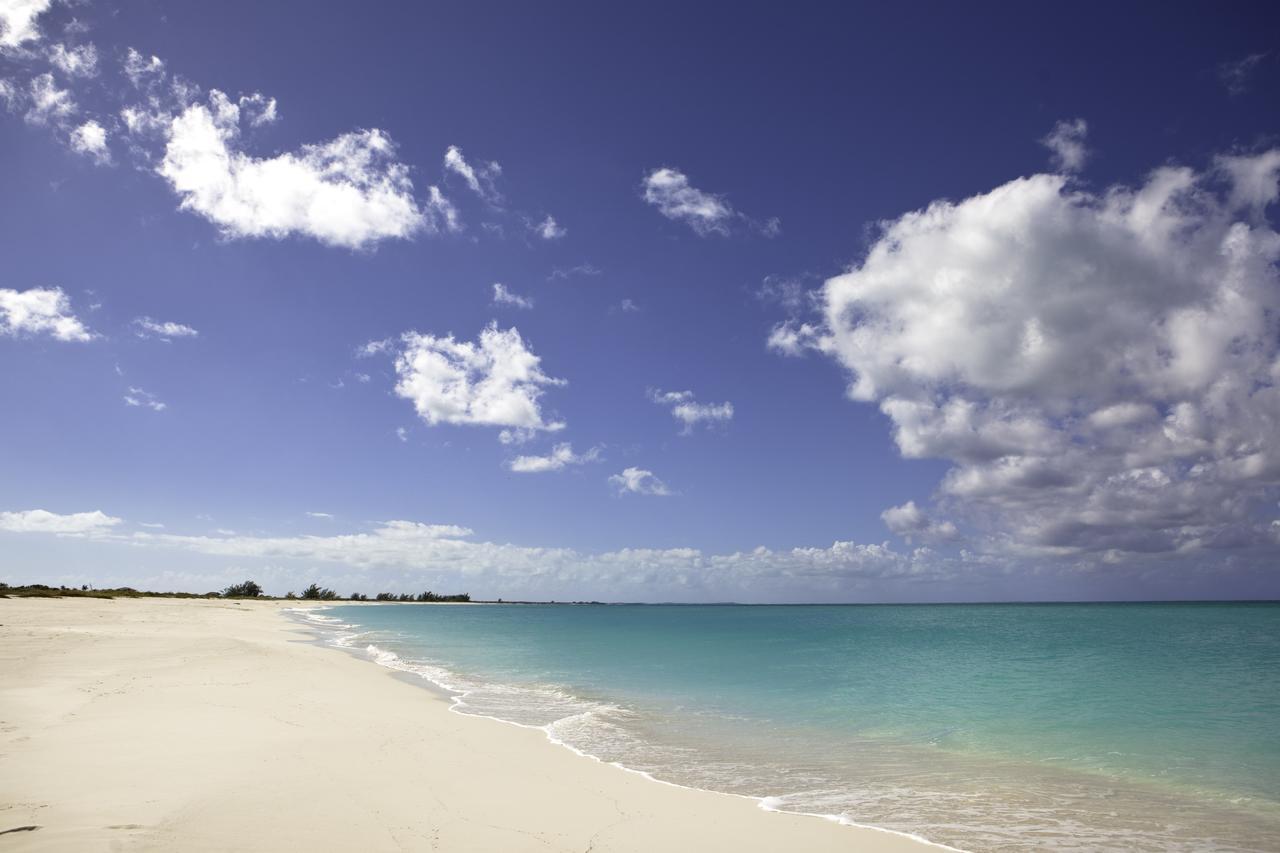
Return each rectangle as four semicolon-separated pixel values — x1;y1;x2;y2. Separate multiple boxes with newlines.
1;0;1278;599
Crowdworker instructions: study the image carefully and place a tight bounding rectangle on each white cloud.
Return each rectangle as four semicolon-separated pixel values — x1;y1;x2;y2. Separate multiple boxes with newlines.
0;508;121;535
390;323;566;433
531;214;565;240
609;467;671;496
649;388;734;434
306;511;334;519
618;298;638;313
509;442;601;473
1041;118;1088;172
68;119;108;163
48;42;97;77
0;286;92;341
443;144;502;205
1219;53;1267;96
124;386;166;411
880;501;958;544
795;147;1280;558
642;167;733;236
491;282;533;309
24;72;74;125
157;91;433;249
395;426;408;442
0;0;53;50
133;316;198;339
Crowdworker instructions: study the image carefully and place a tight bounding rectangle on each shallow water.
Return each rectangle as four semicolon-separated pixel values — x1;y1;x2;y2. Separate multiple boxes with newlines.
314;602;1280;851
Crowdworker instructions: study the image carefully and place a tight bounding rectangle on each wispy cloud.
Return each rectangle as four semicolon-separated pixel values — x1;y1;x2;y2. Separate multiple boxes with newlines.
509;442;602;473
134;316;198;340
642;167;733;236
0;508;121;535
649;388;734;434
123;386;166;411
1041;118;1088;172
443;144;503;206
48;43;98;78
548;262;601;281
642;167;778;237
529;214;566;240
608;467;671;496
1219;52;1267;96
491;282;533;310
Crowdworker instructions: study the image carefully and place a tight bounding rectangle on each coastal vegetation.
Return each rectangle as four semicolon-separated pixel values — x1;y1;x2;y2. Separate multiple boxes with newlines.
0;581;472;603
374;591;472;603
0;583;217;600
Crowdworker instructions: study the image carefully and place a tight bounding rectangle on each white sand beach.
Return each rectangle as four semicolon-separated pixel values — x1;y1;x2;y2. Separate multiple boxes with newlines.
0;597;936;852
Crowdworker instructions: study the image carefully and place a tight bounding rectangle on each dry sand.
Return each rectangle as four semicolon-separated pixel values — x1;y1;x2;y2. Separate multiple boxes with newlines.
0;597;939;852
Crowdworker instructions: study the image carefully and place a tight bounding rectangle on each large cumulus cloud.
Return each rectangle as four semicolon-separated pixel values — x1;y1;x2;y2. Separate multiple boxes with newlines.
776;149;1280;560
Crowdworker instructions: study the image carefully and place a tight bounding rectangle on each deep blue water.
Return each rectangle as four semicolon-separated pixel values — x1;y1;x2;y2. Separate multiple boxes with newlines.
317;603;1280;851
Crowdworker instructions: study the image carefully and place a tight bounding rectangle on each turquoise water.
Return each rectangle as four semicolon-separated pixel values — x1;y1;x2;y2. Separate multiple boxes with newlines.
316;603;1280;851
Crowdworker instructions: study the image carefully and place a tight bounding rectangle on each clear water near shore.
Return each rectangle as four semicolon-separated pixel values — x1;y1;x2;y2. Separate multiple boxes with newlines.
310;602;1280;852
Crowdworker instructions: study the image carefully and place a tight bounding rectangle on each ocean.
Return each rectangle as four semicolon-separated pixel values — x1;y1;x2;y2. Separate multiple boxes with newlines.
309;602;1280;851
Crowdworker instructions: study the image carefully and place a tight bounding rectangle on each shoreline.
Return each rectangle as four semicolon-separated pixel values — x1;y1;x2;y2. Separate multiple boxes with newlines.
0;596;939;852
296;602;1280;852
294;608;960;852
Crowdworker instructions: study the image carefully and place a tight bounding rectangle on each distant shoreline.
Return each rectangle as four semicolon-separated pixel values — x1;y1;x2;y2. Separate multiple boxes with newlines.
3;582;1277;607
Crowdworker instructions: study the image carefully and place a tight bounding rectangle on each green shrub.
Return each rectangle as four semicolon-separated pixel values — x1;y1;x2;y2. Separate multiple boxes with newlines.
222;580;263;598
300;583;338;600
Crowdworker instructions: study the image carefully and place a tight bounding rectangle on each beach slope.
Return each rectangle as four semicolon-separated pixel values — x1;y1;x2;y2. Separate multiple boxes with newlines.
0;598;934;852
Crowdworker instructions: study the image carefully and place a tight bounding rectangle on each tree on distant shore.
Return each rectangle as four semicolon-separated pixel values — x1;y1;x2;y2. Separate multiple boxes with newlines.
415;590;471;602
222;580;263;598
300;583;338;600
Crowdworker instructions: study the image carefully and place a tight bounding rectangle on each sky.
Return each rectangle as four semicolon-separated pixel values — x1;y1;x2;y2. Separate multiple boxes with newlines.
1;1;1279;602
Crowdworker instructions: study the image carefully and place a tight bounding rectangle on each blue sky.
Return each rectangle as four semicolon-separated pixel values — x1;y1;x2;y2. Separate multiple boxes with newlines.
2;1;1279;601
